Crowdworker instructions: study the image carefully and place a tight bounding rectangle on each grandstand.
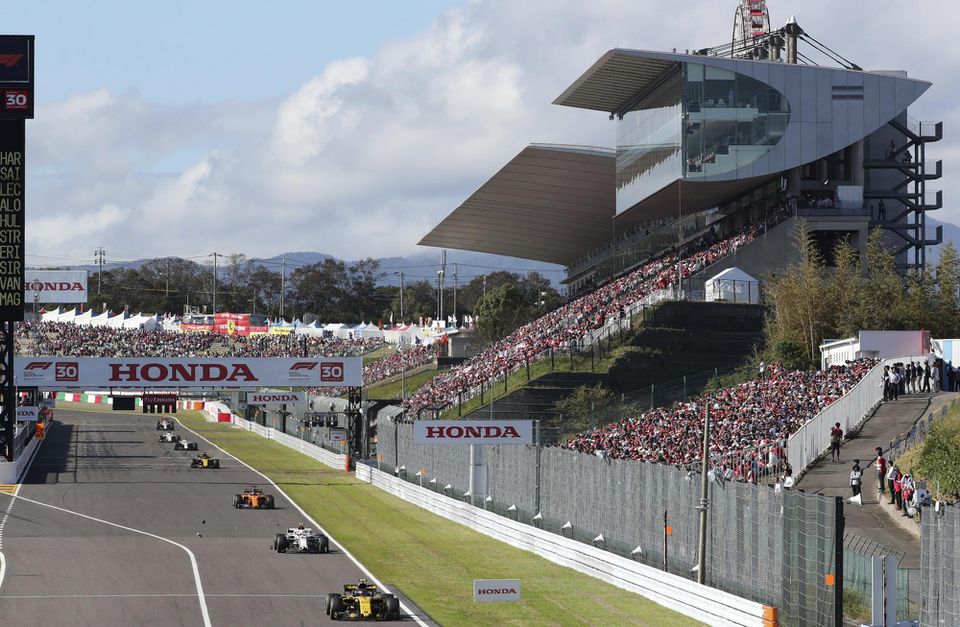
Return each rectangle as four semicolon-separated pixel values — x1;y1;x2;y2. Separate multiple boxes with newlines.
421;14;943;295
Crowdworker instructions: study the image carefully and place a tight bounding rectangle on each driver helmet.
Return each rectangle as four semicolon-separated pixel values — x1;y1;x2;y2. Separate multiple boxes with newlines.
297;523;305;530
357;578;368;590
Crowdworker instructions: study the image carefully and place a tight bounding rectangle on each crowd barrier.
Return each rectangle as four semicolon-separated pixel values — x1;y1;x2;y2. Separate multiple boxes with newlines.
0;424;43;483
356;463;775;627
787;356;922;475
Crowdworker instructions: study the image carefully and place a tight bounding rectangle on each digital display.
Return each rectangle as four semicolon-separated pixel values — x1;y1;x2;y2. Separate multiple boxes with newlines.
0;36;34;119
0;119;24;320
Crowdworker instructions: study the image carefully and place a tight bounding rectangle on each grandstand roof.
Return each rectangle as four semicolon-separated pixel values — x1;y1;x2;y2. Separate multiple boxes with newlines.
553;49;681;113
418;144;616;265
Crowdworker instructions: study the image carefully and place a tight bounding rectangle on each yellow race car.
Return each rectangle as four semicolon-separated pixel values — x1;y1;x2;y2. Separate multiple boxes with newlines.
190;453;220;469
326;579;400;621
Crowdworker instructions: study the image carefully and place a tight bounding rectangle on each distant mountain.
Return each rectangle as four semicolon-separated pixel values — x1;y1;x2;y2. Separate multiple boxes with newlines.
927;216;960;265
37;249;565;287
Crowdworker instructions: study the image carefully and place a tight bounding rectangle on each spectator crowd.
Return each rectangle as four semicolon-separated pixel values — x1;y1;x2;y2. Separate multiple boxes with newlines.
560;360;877;482
405;222;770;413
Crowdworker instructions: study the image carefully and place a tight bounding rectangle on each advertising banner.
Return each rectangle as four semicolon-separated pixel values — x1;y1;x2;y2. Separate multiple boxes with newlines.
247;391;305;408
473;579;521;603
270;326;295;335
16;405;38;421
16;356;362;389
24;270;88;304
413;420;534;446
180;322;214;333
214;312;249;336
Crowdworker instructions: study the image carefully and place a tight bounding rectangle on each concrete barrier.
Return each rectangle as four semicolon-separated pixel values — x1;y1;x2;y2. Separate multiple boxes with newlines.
0;428;42;484
229;414;346;470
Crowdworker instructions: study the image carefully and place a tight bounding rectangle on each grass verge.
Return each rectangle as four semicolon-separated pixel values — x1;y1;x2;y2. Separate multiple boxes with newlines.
169;408;700;626
895;399;960;500
365;365;443;400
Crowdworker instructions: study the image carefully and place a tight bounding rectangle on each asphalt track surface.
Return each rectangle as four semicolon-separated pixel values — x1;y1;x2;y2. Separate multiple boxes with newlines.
0;408;384;626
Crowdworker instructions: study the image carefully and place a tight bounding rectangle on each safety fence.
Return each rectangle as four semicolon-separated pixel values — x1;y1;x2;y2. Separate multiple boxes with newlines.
356;462;775;627
378;416;843;626
921;505;960;626
787;357;924;476
843;533;914;623
888;398;959;462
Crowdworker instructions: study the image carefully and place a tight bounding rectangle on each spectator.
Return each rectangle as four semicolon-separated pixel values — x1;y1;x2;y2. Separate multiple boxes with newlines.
830;422;843;462
850;460;862;498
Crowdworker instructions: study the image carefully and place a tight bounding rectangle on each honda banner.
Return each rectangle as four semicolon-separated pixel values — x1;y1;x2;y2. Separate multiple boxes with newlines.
413;420;533;445
473;579;521;603
25;270;88;304
247;391;305;408
16;406;38;421
15;357;362;389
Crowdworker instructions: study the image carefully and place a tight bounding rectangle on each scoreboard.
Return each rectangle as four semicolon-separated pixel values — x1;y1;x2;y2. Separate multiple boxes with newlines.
0;35;31;321
0;36;34;120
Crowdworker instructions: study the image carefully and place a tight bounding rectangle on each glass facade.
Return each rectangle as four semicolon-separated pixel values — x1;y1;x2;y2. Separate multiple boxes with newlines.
616;62;790;215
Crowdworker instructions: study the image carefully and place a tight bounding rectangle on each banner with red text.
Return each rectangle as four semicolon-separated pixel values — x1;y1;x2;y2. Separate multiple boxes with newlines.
16;357;362;389
413;420;533;445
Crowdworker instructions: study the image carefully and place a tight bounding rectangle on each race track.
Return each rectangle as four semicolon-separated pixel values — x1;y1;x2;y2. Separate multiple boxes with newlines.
0;408;382;626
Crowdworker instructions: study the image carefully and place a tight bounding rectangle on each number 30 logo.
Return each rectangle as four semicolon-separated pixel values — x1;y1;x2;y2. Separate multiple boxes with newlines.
320;363;344;382
5;91;27;110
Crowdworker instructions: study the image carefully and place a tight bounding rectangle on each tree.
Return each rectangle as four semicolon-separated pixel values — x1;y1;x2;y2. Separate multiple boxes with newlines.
934;241;960;337
554;384;615;436
391;280;436;323
474;283;531;343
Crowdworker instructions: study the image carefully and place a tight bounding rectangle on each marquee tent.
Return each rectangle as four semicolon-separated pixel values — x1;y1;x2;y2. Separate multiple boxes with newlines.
705;267;760;304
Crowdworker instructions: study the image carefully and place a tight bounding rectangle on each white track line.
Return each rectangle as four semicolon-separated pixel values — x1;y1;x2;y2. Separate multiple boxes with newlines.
176;417;429;627
0;491;212;627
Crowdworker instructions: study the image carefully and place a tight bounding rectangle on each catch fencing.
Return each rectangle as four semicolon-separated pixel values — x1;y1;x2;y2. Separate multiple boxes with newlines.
921;505;960;626
378;416;843;626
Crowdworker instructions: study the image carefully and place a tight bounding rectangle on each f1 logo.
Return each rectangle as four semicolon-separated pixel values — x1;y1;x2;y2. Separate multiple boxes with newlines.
320;363;344;382
25;362;52;371
290;362;318;371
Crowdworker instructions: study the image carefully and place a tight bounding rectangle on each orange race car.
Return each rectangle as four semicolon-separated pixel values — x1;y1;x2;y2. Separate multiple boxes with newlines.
233;486;276;509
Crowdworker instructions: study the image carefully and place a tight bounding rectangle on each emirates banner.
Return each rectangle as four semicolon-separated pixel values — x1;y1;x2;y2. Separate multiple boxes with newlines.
15;357;362;389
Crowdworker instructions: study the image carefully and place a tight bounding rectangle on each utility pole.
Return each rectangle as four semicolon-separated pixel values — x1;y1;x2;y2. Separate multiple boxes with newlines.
394;271;405;323
438;250;446;324
94;247;105;295
280;254;286;320
211;252;220;314
164;257;170;299
453;263;458;328
482;274;487;301
696;401;712;585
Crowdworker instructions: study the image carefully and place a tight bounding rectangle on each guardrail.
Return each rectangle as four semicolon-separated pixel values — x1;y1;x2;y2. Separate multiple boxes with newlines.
355;463;776;627
228;410;347;470
787;357;922;475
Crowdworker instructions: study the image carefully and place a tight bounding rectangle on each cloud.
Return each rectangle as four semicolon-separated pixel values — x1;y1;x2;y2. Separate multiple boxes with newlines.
23;0;960;265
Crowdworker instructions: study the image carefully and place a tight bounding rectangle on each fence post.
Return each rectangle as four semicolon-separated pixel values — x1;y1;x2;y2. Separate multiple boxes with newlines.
569;348;573;370
551;348;555;370
526;359;530;382
591;346;595;371
683;376;687;399
663;510;669;571
480;383;484;405
503;372;507;395
834;496;845;626
650;384;654;410
458;391;463;417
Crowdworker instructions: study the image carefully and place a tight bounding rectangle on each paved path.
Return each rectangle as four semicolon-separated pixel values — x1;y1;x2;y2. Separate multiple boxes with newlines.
796;392;956;570
0;408;375;626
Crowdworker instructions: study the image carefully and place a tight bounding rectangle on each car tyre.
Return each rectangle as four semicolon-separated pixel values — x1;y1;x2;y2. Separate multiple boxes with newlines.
328;594;344;620
385;595;400;620
320;537;329;553
274;533;288;552
211;459;220;469
325;592;339;616
233;494;243;508
265;495;275;509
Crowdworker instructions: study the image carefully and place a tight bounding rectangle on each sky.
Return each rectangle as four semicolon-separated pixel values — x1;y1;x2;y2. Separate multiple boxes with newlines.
7;0;960;268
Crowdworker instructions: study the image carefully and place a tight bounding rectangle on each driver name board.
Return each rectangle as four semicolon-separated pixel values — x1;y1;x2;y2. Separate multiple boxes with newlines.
0;119;23;319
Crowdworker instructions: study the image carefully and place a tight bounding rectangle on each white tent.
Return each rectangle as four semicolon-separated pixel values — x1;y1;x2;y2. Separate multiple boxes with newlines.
106;312;129;328
89;311;111;327
121;313;160;330
41;307;62;322
74;310;94;326
295;321;325;336
705;267;760;304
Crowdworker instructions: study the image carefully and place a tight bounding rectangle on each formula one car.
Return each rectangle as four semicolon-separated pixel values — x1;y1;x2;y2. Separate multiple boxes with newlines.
273;525;329;554
156;418;175;430
158;432;181;443
174;439;199;451
234;486;275;509
326;579;400;621
190;453;220;469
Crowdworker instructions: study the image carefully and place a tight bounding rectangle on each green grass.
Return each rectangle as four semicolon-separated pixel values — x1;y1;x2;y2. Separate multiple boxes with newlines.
444;351;618;419
365;365;443;400
896;399;960;500
362;345;395;366
167;408;700;627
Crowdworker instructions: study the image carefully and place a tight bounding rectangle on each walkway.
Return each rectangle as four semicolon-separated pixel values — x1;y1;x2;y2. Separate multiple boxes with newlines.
796;391;956;570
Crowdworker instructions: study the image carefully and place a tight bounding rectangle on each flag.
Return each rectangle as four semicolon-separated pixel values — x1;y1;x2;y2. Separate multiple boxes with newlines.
390;311;394;325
